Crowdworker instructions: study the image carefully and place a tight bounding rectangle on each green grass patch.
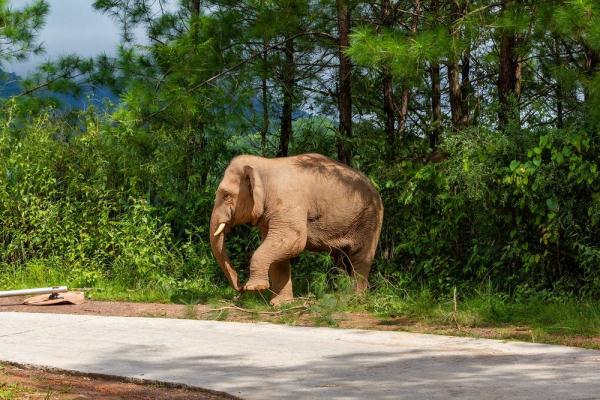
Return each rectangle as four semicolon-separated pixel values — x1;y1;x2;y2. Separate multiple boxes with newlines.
359;287;600;338
2;265;599;345
0;382;33;400
0;265;234;305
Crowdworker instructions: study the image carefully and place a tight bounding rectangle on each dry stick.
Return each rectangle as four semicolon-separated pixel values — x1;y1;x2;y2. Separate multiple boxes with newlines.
452;286;461;330
16;71;88;97
198;304;310;317
257;289;271;306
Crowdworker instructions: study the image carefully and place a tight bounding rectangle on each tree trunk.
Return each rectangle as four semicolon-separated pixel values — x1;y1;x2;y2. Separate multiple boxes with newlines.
381;0;395;147
190;0;201;43
551;37;564;129
336;0;352;165
383;66;395;146
497;32;513;128
189;0;206;186
397;85;409;136
190;0;200;15
260;38;270;155
397;0;421;139
277;37;294;157
586;47;599;74
428;0;441;148
460;48;471;127
584;45;599;103
556;83;564;129
430;63;442;149
497;32;522;128
448;61;462;130
448;0;466;130
497;0;522;129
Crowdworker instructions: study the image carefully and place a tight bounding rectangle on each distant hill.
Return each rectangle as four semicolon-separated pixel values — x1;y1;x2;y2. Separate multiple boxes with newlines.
0;70;311;119
0;71;22;98
0;69;119;110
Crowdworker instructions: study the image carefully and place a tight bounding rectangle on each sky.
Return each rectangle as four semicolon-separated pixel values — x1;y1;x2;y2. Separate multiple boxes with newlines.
5;0;124;75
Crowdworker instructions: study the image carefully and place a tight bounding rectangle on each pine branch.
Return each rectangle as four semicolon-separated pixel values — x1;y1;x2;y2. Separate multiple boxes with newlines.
144;31;337;120
16;71;87;98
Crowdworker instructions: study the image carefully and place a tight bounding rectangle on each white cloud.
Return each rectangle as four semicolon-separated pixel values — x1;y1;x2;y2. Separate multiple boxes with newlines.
5;0;126;75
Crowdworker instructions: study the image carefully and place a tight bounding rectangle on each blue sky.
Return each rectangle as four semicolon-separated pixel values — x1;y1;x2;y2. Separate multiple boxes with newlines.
6;0;123;75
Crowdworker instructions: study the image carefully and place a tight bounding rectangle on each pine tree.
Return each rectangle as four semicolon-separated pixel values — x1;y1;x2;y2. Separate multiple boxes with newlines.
0;0;48;64
336;0;353;164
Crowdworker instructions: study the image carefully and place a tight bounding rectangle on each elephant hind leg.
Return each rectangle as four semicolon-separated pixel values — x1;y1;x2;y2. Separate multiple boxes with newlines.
332;248;372;292
348;248;376;293
269;260;293;306
332;249;352;275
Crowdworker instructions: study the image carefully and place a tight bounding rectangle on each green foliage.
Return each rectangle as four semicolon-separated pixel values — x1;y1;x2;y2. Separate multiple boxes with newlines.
2;0;600;309
0;381;33;400
0;101;225;295
361;284;600;339
348;27;450;79
369;123;600;296
0;0;48;63
310;294;342;327
552;0;600;50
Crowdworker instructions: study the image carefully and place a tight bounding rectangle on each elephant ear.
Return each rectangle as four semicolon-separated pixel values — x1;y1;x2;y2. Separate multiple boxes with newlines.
244;165;264;225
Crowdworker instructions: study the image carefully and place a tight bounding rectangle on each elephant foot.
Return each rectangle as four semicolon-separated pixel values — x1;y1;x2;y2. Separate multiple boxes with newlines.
243;278;270;292
269;293;294;307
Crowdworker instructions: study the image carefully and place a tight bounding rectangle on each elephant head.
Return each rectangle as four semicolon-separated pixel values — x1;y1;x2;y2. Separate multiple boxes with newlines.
209;159;265;291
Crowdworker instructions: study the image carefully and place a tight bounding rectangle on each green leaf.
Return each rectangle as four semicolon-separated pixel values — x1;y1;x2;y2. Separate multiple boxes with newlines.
546;197;558;212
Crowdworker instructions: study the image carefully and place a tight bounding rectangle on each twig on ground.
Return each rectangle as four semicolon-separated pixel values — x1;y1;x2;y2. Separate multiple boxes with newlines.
198;302;312;317
451;287;461;330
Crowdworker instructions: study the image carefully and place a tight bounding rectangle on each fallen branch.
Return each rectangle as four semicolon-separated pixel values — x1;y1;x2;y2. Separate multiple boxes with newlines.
198;303;311;317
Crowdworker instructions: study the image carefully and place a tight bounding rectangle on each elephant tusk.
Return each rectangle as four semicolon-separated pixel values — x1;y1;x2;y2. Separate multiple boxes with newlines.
213;223;226;236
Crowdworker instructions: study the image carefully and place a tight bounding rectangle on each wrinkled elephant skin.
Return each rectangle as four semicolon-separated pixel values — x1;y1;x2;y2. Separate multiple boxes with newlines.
209;153;383;305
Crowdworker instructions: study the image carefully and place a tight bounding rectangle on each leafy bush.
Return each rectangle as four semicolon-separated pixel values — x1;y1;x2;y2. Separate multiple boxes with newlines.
367;126;600;297
0;102;223;293
1;96;599;301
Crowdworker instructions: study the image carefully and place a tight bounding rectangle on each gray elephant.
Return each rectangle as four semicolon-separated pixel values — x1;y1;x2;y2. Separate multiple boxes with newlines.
210;153;383;305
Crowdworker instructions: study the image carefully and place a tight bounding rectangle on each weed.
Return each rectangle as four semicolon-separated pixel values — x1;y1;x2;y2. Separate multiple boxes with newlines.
311;294;343;327
183;304;197;319
0;382;32;400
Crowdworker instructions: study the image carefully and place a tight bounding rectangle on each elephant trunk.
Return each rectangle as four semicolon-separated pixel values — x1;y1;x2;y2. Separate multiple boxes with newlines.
209;211;241;291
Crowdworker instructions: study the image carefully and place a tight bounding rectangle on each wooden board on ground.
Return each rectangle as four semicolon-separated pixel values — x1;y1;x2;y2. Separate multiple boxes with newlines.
23;291;85;306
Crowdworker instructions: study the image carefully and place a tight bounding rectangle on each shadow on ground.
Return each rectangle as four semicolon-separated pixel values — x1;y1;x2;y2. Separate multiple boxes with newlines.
74;342;600;399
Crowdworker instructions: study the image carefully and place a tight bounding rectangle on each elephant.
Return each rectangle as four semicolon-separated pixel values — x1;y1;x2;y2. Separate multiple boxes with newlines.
209;153;383;306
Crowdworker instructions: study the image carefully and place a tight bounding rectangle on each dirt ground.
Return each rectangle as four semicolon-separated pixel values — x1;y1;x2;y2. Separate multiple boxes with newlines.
0;362;238;400
1;296;599;398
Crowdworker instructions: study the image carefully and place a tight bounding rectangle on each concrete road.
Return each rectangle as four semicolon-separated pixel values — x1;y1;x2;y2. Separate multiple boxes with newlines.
0;312;599;399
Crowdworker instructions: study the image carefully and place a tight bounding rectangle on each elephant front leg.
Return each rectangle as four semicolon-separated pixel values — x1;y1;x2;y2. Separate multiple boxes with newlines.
244;224;306;293
243;239;272;292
